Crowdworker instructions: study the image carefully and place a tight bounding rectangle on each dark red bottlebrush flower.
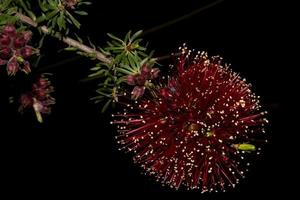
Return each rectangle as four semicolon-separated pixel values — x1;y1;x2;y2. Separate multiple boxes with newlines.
126;65;160;100
112;46;268;192
0;25;35;76
19;74;56;123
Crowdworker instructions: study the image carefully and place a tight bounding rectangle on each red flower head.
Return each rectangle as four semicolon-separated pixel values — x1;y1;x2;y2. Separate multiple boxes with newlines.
112;46;268;192
0;25;35;76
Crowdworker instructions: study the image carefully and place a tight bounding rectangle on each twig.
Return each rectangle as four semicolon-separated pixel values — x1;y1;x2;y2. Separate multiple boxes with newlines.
14;11;185;73
143;0;224;36
154;52;181;61
79;53;180;82
16;13;112;64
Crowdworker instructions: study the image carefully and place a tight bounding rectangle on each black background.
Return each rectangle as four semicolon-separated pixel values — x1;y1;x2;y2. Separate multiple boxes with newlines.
1;0;296;198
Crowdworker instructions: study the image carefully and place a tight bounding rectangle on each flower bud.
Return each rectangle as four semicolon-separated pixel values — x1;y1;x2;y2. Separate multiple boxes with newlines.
131;86;145;100
7;57;19;76
3;25;16;37
150;68;160;79
135;75;146;86
20;94;33;108
14;36;26;49
0;33;11;46
141;65;151;78
0;58;7;65
126;74;136;85
21;31;32;43
22;61;31;74
0;47;12;59
20;46;33;58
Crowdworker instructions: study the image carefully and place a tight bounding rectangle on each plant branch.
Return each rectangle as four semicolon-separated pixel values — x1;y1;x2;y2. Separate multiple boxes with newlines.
13;12;180;75
143;0;224;36
16;12;112;64
153;52;181;62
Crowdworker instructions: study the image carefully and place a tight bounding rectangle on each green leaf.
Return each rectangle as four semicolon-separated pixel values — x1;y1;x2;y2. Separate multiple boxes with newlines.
45;9;59;20
91;95;104;100
140;57;150;67
48;0;57;8
64;47;78;51
89;69;107;77
137;51;149;58
116;67;134;75
33;55;42;68
101;99;112;113
114;52;125;64
0;14;18;26
65;11;81;29
78;1;92;5
97;82;114;87
130;30;143;42
38;35;46;49
7;7;17;15
96;90;111;98
110;40;123;47
57;12;65;31
105;46;124;51
74;33;83;43
107;33;124;44
117;76;126;84
124;30;131;43
36;13;47;23
104;77;112;85
87;37;96;49
120;63;138;72
27;10;37;21
38;0;48;12
74;10;88;15
137;46;146;51
51;15;58;29
128;53;138;70
18;0;36;21
1;0;13;10
90;66;101;71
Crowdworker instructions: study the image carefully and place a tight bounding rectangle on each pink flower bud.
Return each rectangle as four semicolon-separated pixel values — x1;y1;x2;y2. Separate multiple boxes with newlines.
3;25;16;37
150;68;160;79
0;47;12;59
131;86;145;100
37;90;46;98
135;75;146;86
7;57;19;76
38;78;48;87
0;34;11;46
141;65;151;78
63;0;78;9
14;36;26;49
127;74;136;85
20;94;33;108
22;61;31;74
20;46;33;58
21;31;32;43
0;58;7;65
